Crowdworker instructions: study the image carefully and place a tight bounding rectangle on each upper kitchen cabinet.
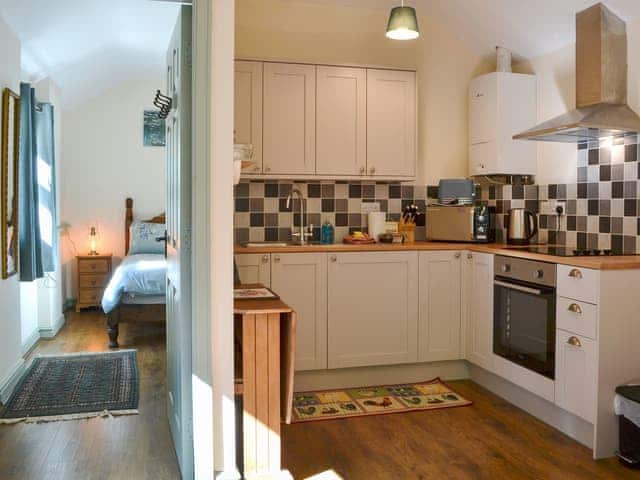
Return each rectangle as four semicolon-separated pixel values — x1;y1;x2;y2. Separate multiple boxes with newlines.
234;61;263;175
468;72;536;177
367;69;417;178
316;66;367;176
263;62;316;175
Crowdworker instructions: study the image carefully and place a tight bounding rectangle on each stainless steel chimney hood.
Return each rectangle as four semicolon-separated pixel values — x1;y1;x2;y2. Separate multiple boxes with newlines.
513;3;640;143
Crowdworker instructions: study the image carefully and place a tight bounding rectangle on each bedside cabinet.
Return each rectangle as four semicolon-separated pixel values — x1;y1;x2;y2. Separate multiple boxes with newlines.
76;254;113;312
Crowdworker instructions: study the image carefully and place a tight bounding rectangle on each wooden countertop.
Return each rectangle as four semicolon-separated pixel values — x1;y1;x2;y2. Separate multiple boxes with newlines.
234;284;293;314
234;242;640;270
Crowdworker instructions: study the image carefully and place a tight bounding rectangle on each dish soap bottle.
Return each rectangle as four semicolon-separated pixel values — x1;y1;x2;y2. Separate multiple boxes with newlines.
321;220;335;244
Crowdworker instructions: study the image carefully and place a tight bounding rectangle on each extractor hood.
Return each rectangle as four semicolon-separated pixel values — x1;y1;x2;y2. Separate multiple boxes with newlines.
513;3;640;143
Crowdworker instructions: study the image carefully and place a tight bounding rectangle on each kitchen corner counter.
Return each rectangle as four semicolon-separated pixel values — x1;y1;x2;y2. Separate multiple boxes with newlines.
234;242;640;270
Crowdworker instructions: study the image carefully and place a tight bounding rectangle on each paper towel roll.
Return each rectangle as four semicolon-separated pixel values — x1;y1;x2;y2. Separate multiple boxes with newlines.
368;212;386;241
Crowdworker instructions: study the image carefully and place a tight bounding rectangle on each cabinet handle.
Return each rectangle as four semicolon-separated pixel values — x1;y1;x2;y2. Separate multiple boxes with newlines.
264;166;271;173
568;268;583;279
566;336;582;348
475;93;484;98
454;252;461;259
262;254;269;263
274;255;280;262
369;166;376;175
359;166;366;175
467;253;473;259
567;303;582;314
330;255;337;262
253;165;260;172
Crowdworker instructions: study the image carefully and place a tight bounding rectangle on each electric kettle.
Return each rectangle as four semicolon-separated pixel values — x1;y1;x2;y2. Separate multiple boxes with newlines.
507;208;538;245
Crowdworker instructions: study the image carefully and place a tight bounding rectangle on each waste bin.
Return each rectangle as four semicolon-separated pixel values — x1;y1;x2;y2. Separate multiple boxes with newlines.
615;383;640;466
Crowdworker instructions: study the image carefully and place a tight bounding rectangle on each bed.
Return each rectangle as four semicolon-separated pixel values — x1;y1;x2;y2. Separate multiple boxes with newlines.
103;198;167;347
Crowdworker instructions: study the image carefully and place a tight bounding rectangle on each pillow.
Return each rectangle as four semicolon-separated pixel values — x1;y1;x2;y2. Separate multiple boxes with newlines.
129;221;166;255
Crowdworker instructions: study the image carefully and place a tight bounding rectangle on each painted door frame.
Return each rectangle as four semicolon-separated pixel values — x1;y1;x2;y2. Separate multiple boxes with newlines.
191;0;238;478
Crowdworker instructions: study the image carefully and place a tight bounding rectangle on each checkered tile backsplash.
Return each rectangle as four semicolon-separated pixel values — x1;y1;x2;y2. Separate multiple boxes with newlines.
234;134;640;253
234;181;438;244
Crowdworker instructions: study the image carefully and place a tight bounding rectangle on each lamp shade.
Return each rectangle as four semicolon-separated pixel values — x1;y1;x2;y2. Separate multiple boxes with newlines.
386;6;419;40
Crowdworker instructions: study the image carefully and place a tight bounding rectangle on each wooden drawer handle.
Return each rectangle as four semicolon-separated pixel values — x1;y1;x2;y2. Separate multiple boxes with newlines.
567;303;582;314
567;336;582;348
568;268;582;279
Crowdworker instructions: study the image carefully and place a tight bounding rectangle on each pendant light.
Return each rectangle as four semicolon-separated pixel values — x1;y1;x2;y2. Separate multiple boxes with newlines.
386;0;420;40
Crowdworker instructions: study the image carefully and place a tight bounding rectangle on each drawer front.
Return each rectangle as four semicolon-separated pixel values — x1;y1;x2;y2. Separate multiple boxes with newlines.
79;274;110;288
78;288;104;304
79;259;110;274
557;264;598;303
556;297;597;340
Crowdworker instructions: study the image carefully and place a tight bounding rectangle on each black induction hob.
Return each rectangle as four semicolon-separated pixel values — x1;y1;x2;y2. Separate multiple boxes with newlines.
520;246;629;257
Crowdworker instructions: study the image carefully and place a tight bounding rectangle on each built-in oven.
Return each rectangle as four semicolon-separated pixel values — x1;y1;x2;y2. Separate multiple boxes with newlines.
493;255;556;379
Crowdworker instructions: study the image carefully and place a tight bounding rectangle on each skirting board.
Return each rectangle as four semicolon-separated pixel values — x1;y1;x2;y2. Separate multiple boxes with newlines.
469;364;594;449
21;329;41;356
39;315;66;339
294;360;469;392
0;358;26;404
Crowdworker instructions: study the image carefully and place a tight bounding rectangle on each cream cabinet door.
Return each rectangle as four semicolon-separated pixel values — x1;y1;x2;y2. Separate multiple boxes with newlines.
418;251;462;362
366;69;416;178
555;329;597;423
271;253;327;371
235;254;270;287
328;252;418;368
463;251;494;371
234;61;263;175
316;66;366;176
263;62;316;175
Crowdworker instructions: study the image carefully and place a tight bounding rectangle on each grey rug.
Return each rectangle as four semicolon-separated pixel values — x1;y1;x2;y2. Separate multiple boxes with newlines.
0;350;139;424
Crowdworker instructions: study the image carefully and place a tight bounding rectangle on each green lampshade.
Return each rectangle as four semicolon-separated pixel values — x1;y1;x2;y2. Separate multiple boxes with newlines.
386;6;419;40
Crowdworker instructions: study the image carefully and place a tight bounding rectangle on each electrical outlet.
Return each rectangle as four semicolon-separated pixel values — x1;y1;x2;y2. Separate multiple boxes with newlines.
360;202;380;213
540;200;566;215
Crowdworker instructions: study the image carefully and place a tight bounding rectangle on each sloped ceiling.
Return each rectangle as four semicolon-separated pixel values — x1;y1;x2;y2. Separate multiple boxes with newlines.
0;0;180;108
3;0;640;108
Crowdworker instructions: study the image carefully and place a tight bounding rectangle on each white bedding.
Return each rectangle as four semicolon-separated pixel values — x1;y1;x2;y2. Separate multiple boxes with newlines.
102;254;167;313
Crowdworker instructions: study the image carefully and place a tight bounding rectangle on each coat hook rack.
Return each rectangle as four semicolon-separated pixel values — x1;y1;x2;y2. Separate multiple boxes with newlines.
153;90;172;119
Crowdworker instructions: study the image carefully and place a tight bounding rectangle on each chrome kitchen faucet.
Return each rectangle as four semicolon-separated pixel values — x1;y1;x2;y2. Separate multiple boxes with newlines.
286;187;313;245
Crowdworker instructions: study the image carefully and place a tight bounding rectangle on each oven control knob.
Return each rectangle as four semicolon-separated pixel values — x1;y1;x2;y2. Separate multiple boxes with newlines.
501;264;511;273
534;269;544;279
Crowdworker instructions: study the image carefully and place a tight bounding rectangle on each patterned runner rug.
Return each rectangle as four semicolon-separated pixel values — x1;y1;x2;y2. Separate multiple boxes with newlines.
291;378;471;423
0;350;139;424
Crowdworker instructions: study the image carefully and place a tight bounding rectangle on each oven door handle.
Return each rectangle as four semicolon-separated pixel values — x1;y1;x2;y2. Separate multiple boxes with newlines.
494;280;543;296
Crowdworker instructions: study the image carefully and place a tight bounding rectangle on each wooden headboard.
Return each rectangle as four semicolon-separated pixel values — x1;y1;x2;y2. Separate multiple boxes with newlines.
124;197;166;255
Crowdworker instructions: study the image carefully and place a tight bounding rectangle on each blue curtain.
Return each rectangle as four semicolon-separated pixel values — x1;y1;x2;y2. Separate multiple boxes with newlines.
18;83;57;281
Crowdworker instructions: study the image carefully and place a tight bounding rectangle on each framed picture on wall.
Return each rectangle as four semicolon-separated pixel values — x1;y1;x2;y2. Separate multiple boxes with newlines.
1;88;20;279
143;110;166;147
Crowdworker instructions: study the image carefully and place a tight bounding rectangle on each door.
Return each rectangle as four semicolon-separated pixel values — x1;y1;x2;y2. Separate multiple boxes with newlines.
366;69;416;177
234;60;263;175
263;63;316;175
418;251;462;362
316;66;366;176
235;253;270;287
463;252;494;371
555;329;597;422
165;6;193;479
271;253;327;371
328;252;418;368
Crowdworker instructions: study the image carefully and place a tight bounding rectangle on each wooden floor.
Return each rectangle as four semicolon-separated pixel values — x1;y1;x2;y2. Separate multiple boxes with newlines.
283;380;639;480
0;310;181;480
2;312;638;479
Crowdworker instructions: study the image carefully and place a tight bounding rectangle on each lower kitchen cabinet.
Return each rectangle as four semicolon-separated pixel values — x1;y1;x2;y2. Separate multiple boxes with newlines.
235;253;271;287
555;329;597;423
463;251;494;371
418;251;462;361
327;252;418;369
271;253;328;371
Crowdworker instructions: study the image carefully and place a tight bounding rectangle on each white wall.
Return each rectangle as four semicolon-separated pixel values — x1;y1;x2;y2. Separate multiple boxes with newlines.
60;74;166;299
0;16;24;397
235;0;490;185
515;16;640;185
